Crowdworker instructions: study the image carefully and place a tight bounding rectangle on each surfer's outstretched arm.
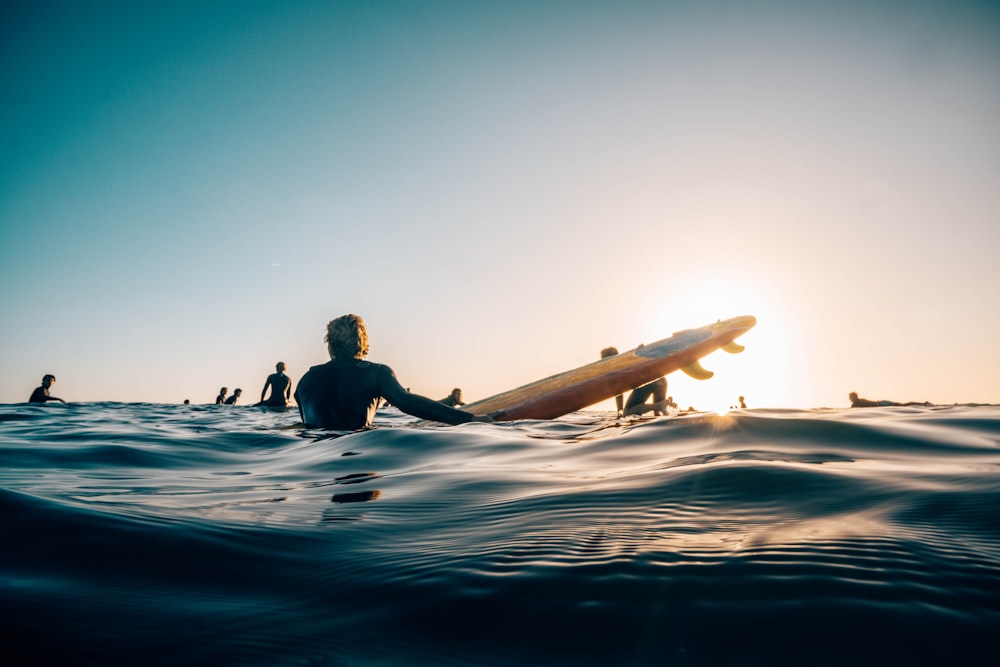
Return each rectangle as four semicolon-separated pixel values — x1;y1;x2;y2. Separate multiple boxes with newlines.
378;367;492;425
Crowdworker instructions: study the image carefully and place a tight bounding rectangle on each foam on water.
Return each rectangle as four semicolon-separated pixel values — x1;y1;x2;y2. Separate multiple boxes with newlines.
2;402;999;665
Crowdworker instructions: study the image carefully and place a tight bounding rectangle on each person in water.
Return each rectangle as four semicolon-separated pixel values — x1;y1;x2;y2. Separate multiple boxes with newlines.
29;374;65;403
439;388;465;407
256;362;292;407
295;314;493;430
849;391;930;408
216;387;228;405
600;347;668;417
225;388;242;405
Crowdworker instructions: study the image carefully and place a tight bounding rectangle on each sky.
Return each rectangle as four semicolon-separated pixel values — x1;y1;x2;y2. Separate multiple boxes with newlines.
2;0;999;411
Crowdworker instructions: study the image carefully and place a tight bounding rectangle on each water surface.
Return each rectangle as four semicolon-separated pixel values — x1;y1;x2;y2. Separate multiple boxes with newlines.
2;402;998;665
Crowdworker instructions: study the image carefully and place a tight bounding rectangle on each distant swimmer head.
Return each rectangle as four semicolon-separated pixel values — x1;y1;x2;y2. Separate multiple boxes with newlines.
326;314;369;360
600;347;619;358
276;361;286;372
42;374;56;386
234;388;242;396
849;392;858;402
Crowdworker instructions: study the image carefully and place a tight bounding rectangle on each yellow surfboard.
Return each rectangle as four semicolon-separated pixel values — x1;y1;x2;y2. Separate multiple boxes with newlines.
462;315;756;421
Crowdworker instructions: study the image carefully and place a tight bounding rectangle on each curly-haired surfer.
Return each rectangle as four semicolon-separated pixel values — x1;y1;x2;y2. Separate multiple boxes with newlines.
295;314;493;430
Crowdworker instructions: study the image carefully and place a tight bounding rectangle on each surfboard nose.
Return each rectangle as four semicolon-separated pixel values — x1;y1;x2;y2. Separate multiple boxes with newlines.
720;315;757;333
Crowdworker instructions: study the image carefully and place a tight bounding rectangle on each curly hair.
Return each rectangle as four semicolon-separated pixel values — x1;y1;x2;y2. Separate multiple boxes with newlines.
325;314;370;359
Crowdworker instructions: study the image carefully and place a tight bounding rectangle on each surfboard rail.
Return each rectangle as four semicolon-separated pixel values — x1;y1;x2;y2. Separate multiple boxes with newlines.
461;315;756;421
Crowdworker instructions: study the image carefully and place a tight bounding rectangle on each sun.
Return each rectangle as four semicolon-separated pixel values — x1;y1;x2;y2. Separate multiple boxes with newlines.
636;273;798;411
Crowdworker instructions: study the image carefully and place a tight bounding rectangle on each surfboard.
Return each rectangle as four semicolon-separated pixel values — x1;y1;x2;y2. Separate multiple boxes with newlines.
461;315;756;421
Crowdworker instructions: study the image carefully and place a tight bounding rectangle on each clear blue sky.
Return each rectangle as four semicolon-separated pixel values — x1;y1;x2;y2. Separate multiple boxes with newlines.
2;0;999;409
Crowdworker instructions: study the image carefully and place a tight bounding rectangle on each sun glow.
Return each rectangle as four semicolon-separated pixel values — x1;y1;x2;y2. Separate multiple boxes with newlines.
637;273;800;412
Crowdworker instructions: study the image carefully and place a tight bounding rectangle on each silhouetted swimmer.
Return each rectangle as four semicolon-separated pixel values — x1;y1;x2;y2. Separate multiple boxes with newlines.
624;378;668;416
29;374;65;403
295;314;495;430
739;396;747;409
183;399;190;405
216;387;228;405
225;388;242;405
849;391;930;408
439;388;465;407
601;347;668;417
256;361;292;407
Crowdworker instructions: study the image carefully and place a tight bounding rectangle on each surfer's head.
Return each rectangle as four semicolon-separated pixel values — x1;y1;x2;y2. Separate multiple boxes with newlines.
276;361;286;372
326;314;370;360
42;374;56;387
600;347;619;358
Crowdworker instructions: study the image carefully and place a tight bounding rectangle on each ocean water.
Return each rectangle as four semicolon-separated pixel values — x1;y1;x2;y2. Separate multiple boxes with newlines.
1;402;998;666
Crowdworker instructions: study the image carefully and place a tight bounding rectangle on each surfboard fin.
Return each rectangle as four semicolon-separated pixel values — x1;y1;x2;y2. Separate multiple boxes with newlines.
681;360;714;380
722;342;745;354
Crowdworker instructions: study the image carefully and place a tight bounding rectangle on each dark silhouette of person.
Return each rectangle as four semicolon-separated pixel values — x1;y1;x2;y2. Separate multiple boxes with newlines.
849;391;930;408
256;362;292;407
439;388;465;407
225;388;243;405
295;314;494;430
183;399;190;405
739;396;747;409
29;374;65;403
625;378;668;416
600;347;668;417
216;387;228;405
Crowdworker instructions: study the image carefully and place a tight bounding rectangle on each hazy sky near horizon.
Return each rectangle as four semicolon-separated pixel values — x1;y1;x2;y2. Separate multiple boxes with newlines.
2;0;999;410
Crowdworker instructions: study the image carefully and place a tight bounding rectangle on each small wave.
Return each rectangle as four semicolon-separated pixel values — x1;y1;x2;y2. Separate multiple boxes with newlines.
1;403;998;665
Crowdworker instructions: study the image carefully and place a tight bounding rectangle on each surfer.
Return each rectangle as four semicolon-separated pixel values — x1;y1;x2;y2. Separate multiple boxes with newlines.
28;374;65;403
624;378;669;416
215;387;228;404
295;314;494;430
225;388;243;405
256;362;292;407
849;392;930;408
439;388;465;407
600;347;669;417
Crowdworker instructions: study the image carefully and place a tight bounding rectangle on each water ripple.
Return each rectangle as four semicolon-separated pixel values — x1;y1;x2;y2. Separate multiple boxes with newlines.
1;403;998;665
